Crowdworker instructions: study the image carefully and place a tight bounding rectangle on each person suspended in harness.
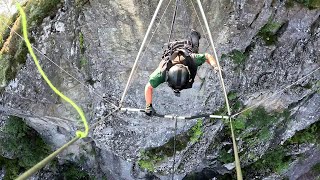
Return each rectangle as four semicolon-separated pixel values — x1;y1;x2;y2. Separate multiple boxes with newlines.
145;30;220;116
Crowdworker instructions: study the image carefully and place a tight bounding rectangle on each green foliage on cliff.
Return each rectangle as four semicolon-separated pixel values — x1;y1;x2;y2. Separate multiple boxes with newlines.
0;14;10;47
138;120;206;172
258;21;282;45
229;50;248;65
251;147;291;174
0;0;61;91
59;161;93;180
286;120;320;145
0;116;50;179
190;120;203;143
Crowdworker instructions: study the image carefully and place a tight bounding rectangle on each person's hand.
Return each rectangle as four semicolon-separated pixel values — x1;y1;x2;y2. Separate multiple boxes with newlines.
145;104;155;116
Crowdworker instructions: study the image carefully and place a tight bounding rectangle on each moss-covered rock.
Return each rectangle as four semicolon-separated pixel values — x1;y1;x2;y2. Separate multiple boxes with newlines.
258;21;283;45
0;116;50;179
0;0;61;91
138;120;205;172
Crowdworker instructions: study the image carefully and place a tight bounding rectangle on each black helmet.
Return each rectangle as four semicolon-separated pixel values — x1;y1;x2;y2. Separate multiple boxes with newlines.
167;64;190;90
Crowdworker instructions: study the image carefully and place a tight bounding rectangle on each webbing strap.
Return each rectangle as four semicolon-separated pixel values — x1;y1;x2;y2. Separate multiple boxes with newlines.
196;0;243;179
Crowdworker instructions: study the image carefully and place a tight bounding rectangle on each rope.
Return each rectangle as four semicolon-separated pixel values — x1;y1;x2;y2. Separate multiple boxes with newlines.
119;0;165;106
171;116;178;180
189;0;210;52
231;66;320;118
0;16;118;109
131;0;173;86
14;4;120;179
196;1;243;180
168;0;179;43
17;3;88;138
16;136;80;180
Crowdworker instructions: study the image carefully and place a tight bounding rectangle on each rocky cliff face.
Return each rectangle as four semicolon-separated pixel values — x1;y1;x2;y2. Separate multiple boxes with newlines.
0;0;319;179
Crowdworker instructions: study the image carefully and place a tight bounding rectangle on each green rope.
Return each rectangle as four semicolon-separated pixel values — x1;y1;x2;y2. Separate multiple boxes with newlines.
17;3;88;138
15;3;89;179
16;137;80;180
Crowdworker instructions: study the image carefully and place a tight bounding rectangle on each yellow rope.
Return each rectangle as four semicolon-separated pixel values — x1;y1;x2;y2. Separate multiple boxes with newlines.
17;3;88;138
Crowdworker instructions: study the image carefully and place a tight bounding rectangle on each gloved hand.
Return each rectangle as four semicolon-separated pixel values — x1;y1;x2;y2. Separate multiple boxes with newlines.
145;104;155;116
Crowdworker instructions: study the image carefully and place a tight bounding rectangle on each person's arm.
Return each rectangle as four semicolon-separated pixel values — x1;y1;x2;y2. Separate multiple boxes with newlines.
205;53;219;70
145;82;153;106
144;67;165;115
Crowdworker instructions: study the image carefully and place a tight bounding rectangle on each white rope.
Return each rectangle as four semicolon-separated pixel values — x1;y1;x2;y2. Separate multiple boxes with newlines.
190;0;210;51
0;20;118;108
131;0;173;83
119;0;165;106
196;1;243;180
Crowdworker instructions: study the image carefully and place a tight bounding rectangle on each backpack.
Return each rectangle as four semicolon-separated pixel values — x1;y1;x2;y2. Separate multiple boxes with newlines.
161;40;197;90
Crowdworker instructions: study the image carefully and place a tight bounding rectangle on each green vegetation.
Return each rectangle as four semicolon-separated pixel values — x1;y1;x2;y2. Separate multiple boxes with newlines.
138;133;190;171
222;50;248;65
190;120;203;143
60;162;92;180
218;148;234;164
258;21;283;45
229;50;248;65
286;120;320;145
250;147;291;174
80;57;88;67
214;91;243;119
0;14;10;47
138;150;161;171
79;32;85;54
0;116;50;179
228;91;243;114
234;107;282;150
241;111;320;178
0;0;61;91
0;116;94;179
286;0;320;9
312;162;320;173
138;120;206;171
316;81;320;94
76;0;90;8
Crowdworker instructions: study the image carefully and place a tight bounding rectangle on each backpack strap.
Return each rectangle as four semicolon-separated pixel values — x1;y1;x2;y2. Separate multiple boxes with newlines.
161;40;197;89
